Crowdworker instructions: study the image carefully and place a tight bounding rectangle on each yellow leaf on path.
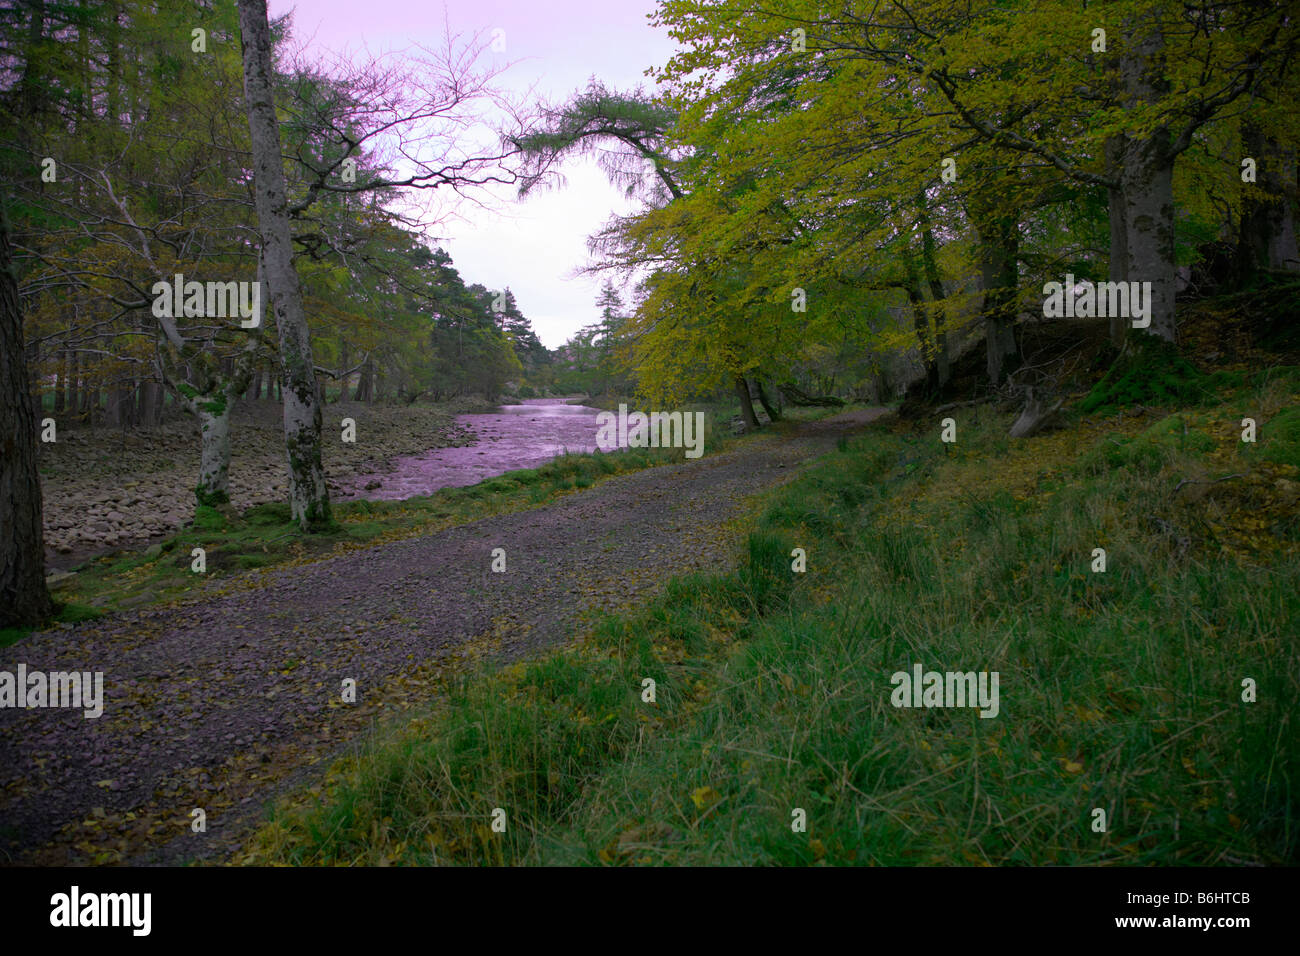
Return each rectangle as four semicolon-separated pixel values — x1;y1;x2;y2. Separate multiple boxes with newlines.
1063;760;1083;774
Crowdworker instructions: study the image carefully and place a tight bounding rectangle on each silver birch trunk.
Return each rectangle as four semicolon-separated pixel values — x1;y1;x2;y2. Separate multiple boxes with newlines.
237;0;332;530
196;403;233;506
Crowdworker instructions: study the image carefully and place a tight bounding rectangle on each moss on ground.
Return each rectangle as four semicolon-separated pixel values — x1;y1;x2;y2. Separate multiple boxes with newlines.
1078;333;1210;415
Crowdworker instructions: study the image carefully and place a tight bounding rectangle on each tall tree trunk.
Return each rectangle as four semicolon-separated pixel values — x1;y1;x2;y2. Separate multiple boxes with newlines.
138;379;162;426
157;346;258;510
902;251;938;394
753;378;780;422
1120;25;1177;343
17;0;46;124
165;380;246;510
105;0;120;125
360;357;373;402
1238;122;1300;282
237;0;331;531
53;351;65;415
0;202;54;627
734;375;760;430
195;405;233;506
338;340;350;402
917;192;951;387
1105;134;1130;346
64;350;75;418
1268;147;1299;272
976;211;1021;386
108;383;133;429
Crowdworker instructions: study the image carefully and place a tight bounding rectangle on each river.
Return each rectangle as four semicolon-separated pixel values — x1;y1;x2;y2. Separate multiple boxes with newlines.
336;398;617;501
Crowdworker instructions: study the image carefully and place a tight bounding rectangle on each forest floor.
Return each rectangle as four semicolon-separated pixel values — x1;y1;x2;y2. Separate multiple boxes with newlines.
0;407;885;865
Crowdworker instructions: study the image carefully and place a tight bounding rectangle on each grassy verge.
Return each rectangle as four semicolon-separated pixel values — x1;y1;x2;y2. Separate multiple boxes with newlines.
238;372;1298;866
0;602;101;650
41;446;684;618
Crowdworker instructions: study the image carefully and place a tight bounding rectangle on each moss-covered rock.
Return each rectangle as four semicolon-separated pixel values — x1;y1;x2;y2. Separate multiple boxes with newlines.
1078;334;1209;415
194;486;230;508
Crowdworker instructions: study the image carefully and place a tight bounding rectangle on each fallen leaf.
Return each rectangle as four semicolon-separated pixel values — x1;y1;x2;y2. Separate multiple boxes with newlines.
691;786;721;811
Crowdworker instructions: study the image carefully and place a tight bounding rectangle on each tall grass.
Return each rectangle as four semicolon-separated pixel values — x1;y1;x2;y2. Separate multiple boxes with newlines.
242;382;1298;866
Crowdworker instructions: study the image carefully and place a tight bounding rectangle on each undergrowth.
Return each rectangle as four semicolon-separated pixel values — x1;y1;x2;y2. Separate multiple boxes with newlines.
238;368;1298;866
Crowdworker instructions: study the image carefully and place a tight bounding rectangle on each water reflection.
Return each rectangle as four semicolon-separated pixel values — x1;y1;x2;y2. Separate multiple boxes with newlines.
336;398;621;501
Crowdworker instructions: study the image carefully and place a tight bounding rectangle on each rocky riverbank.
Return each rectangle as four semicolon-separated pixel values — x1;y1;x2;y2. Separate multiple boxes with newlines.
39;400;478;569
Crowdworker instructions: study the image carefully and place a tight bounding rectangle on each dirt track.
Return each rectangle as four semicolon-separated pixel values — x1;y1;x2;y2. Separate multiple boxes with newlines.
0;408;887;866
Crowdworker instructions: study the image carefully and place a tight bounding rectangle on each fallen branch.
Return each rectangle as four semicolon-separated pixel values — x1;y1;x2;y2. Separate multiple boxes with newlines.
778;382;844;407
1009;394;1064;439
935;397;994;415
1173;473;1247;494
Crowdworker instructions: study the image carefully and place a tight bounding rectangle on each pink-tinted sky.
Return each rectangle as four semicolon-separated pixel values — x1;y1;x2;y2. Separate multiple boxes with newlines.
268;0;680;347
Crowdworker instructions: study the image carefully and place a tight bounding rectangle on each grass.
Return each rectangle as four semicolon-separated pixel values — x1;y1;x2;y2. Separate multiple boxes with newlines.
0;602;102;649
35;401;821;622
236;370;1298;866
39;446;684;618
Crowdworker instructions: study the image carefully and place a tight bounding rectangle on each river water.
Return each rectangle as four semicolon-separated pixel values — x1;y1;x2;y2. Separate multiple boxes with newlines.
336;398;617;501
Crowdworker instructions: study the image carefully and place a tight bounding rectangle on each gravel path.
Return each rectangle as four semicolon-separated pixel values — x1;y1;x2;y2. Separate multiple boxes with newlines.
0;408;886;866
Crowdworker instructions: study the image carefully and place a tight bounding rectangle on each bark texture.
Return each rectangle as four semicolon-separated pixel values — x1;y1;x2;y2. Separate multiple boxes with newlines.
0;203;54;627
734;376;760;430
237;0;332;530
1120;25;1177;342
975;208;1021;386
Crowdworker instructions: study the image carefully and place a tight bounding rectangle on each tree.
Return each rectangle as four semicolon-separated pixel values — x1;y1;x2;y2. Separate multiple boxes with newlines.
0;0;111;627
495;288;549;372
595;279;624;335
630;0;1300;428
512;82;776;419
0;199;54;627
5;1;529;523
237;0;331;530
